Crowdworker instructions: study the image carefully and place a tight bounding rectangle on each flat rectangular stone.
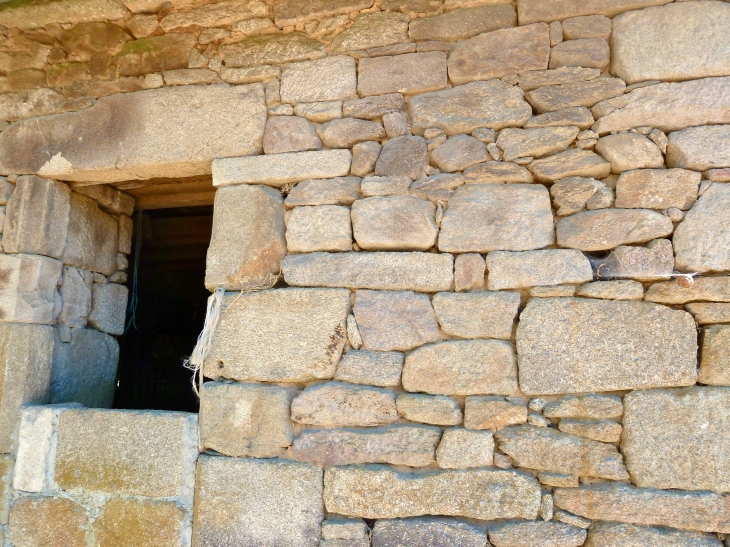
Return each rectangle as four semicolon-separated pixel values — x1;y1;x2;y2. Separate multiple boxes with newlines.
397;393;463;426
518;67;600;92
408;5;516;42
585;522;723;547
93;498;188;547
687;303;730;325
159;0;267;31
219;32;326;67
488;521;587;547
486;249;592;290
667;125;730;172
517;0;672;25
324;465;541;520
285;177;361;207
432;291;519;339
280;55;357;103
331;11;409;53
335;350;404;387
0;254;62;325
62;192;118;275
205;288;350;383
291;382;398;427
343;93;405;120
0;0;128;29
282;252;454;292
0;84;267;184
526;78;626;114
358;52;447;97
516;297;698;395
273;0;372;27
72;184;134;217
213;149;352;188
372;518;489;547
645;277;730;305
615;168;700;210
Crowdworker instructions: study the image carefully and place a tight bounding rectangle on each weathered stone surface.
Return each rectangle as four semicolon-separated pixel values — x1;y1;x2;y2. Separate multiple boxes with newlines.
595;134;663;174
454;253;485;291
558;419;622;443
517;298;697;395
343;93;405;120
282;252;454;292
529;149;610;182
55;409;197;498
464;396;527;430
194;456;323;547
495;425;628;480
525;107;594;129
372;517;487;547
592;77;730;135
497;126;578;162
335;350;403;387
409;5;516;42
331;12;409;53
352;195;437;251
432;291;519;339
448;23;549;85
205;288;350;383
577;280;644;301
688;303;730;326
667;125;730;171
435;428;494;469
439;184;554;253
116;33;196;76
8;497;88;547
409;173;464;202
615;168;700;211
286;205;352;253
279;55;356;104
200;382;294;458
162;0;267;30
375;136;428;180
324;465;541;519
353;290;441;352
550;177;608;216
541;474;580;489
294;100;342;123
517;0;672;26
291;382;398;427
403;339;517;396
674;183;730;272
286;177;361;207
358;52;448;96
88;283;127;336
526;78;626;113
463;161;533;184
61;22;131;62
213;149;352;188
430;135;488;173
397;393;462;425
220;32;325;68
612;2;730;84
594;238;674;281
646;276;730;305
0;254;61;325
351;141;382;177
93;499;186;547
62;193;118;275
317;118;384;150
73;185;134;218
409;80;532;136
585;522;723;547
292;425;439;467
263;116;321;154
489;521;587;547
550;38;609;70
50;327;118;408
15;407;58;494
562;15;611;40
554;483;730;533
205;185;285;291
557;209;673;251
486;249;592;290
322;517;369;541
518;67;600;92
0;0;127;29
361;176;412;197
272;0;372;26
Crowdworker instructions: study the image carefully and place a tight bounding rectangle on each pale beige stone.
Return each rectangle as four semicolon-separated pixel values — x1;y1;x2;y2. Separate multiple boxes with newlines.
93;499;186;547
382;112;409;138
530;285;576;297
576;280;644;300
488;521;587;547
486;249;593;290
403;339;517;396
291;382;398;427
495;425;629;480
371;517;488;547
615;169;700;210
335;350;403;387
562;15;611;40
293;100;342;123
88;283;127;335
556;209;673;251
331;12;409;53
464;396;527;430
558;419;622;443
539;473;580;489
352;195;437;251
529;149;610;182
462;161;533;184
497;126;579;162
517;0;672;26
205;185;286;291
353;290;441;352
220;65;281;85
205;288;350;383
432;291;519;339
595;134;664;174
286;205;352;253
358;52;448;96
518;67;601;92
61;193;118;276
438;184;554;253
409;173;464;202
343;93;405;120
646;276;730;305
282;252;454;292
361;176;412;197
409;5;516;42
317;118;385;149
280;55;356;103
448;23;550;85
219;32;325;67
375;136;428;180
436;427;494;469
594;238;674;281
585;522;723;547
285;177;361;207
409;80;532;136
550;177;607;216
430;135;488;173
687;303;730;325
8;497;88;547
397;393;463;425
667;125;730;171
263;116;322;154
454;253;486;291
159;0;266;31
0;254;61;325
525;107;594;129
0;0;127;29
73;185;134;217
518;297;697;396
550;38;609;70
321;518;369;541
351;142;382;177
526;78;626;113
162;68;219;86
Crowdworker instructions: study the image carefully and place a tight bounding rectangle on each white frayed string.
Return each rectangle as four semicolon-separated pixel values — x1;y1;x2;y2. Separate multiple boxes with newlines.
184;287;225;398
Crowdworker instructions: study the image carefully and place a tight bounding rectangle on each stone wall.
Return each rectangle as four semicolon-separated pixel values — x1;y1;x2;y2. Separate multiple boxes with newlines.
1;0;730;545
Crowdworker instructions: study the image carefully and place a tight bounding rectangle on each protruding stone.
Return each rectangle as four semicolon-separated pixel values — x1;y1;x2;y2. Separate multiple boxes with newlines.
335;350;403;387
488;521;587;547
263;116;322;154
497;126;579;162
595;133;664;174
285;177;361;207
432;291;519;339
331;11;409;53
397;393;463;426
409;5;516;42
286;205;352;253
615;168;700;211
529;149;610;182
667;125;730;172
372;517;489;547
219;32;325;68
585;522;723;547
280;55;357;104
358;52;448;96
317;118;385;149
526;78;626;114
486;249;593;290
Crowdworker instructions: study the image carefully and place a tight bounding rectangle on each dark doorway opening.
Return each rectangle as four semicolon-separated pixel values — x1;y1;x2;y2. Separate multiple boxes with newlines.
115;206;213;413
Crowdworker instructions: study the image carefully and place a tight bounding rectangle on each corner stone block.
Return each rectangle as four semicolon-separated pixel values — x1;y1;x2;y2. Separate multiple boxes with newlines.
8;497;89;547
204;288;350;383
0;323;53;454
93;499;189;547
88;282;128;335
61;192;118;276
204;184;286;291
0;253;62;325
193;455;323;547
54;409;198;499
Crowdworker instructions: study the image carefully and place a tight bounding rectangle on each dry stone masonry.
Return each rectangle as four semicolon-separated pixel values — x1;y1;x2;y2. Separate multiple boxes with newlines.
0;0;729;545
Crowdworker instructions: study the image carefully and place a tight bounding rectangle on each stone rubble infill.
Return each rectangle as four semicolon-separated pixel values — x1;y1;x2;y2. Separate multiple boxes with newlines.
485;249;593;290
324;465;541;520
488;520;587;547
371;517;488;547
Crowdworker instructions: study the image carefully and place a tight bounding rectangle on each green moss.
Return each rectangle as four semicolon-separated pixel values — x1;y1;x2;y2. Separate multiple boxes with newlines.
0;0;62;13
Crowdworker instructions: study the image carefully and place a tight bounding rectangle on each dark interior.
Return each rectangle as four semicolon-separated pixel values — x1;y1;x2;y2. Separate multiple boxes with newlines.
114;206;213;413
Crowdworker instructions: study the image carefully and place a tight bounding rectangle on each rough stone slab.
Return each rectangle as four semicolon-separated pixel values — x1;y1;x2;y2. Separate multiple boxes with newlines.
50;327;118;408
280;55;357;104
55;409;198;498
435;428;494;469
205;288;350;383
397;393;462;425
595;133;663;175
667;125;730;172
352;195;437;252
0;254;62;325
558;419;622;443
273;0;372;26
673;183;730;273
291;382;398;427
375;136;428;180
335;350;403;387
525;107;594;129
518;67;601;92
159;0;267;31
549;37;609;70
324;465;541;520
453;253;486;291
282;252;454;292
409;5;516;42
286;205;352;253
343;93;405;120
464;396;527;430
646;276;730;305
358;52;448;97
403;339;518;396
556;209;673;251
8;497;89;547
93;499;187;547
292;425;440;467
0;0;128;29
351;141;382;177
199;382;294;458
410;173;465;202
193;456;323;547
409;80;532;136
353;290;441;352
592;77;730;135
317;118;384;149
553;483;730;533
430;135;488;173
687;303;730;326
448;23;549;85
432;291;519;339
495;425;629;480
285;177;361;207
219;32;325;68
438;184;554;253
548;176;611;216
116;33;196;76
57;266;92;329
497;126;578;162
622;387;730;491
525;78;625;114
615;168;700;211
372;517;488;547
585;522;723;547
322;517;369;541
517;0;672;25
263;116;322;155
331;11;409;53
593;238;674;282
62;192;118;275
88;283;128;336
362;176;412;197
562;15;611;40
0;85;267;184
462;161;533;184
486;249;592;290
516;297;698;395
294;100;343;123
489;521;587;547
529;149;610;182
543;395;623;421
213;149;351;188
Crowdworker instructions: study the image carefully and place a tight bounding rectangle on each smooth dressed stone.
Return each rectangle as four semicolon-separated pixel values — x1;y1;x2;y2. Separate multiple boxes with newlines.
595;133;663;174
464;396;527;430
409;5;516;42
488;521;587;547
485;249;593;290
372;517;488;547
543;394;623;420
525;107;594;129
549;38;609;70
317;118;385;149
516;298;697;395
330;11;409;53
529;149;610;182
516;0;672;26
614;168;700;211
496;126;579;162
593;238;674;281
430;135;488;173
526;78;626;114
576;280;644;300
291;382;398;427
518;67;600;92
263;116;321;154
358;52;448;96
431;291;519;339
285;177;361;207
645;276;730;305
462;161;533;184
585;522;723;547
375;136;428;180
351;195;438;251
435;428;494;469
397;393;463;426
335;350;403;387
666;125;730;171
